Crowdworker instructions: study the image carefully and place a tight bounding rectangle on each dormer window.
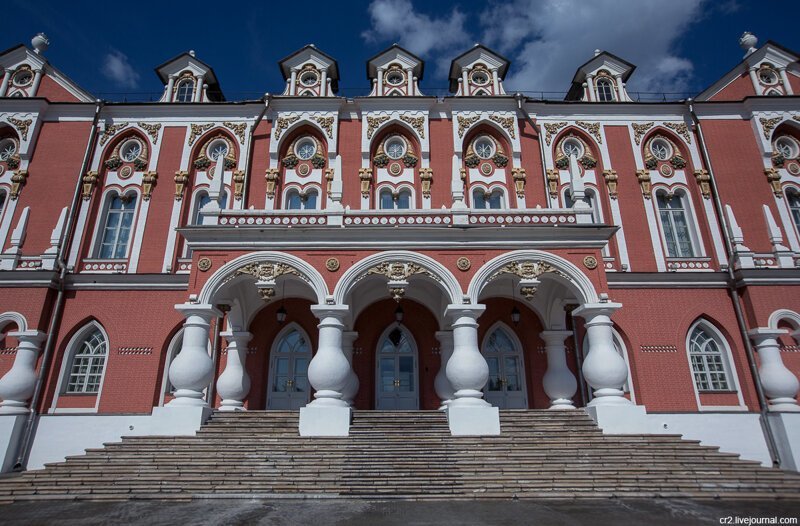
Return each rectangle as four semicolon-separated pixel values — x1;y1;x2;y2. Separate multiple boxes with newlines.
300;70;318;87
562;138;585;159
295;137;317;160
758;66;779;86
0;138;17;161
474;136;495;159
384;136;407;159
12;69;33;87
385;70;405;86
595;77;616;102
175;79;195;102
120;139;143;163
650;137;673;161
775;136;800;160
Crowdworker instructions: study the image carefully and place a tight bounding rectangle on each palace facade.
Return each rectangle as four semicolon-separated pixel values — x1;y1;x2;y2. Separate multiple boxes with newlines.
1;32;800;471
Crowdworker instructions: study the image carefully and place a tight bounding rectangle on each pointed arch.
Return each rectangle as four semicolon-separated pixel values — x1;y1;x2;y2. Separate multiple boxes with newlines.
481;321;528;408
368;116;426;151
375;323;419;410
266;322;314;409
685;317;746;410
50;320;110;413
272;116;333;157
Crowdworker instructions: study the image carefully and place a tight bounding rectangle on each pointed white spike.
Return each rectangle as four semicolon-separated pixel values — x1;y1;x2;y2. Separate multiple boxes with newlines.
8;207;30;252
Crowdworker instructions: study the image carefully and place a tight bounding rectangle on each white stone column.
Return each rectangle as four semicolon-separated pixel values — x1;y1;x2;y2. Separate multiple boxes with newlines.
749;328;800;412
289;70;297;95
614;74;625;101
779;67;794;95
444;304;499;436
320;70;327;97
165;75;175;102
340;331;359;406
167;303;221;407
585;75;596;102
216;330;252;411
461;70;469;95
0;69;10;97
30;68;43;96
748;66;760;94
573;302;628;406
541;330;577;409
0;330;46;414
193;75;203;102
406;68;413;94
491;68;500;94
434;330;455;410
376;69;384;96
300;305;352;436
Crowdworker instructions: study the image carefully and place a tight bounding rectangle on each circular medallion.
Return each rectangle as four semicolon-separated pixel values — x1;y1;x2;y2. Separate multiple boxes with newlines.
119;165;133;179
480;162;493;176
208;165;216;179
325;257;340;272
297;163;310;176
659;163;674;177
787;161;800;176
583;256;598;270
388;162;402;176
197;257;212;272
456;257;471;271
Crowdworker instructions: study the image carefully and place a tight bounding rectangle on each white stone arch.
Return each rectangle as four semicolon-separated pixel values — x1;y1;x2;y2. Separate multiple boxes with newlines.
768;309;800;334
271;115;334;158
457;116;517;155
198;251;330;308
467;250;599;305
0;312;28;333
50;320;110;413
368;117;426;154
333;250;463;306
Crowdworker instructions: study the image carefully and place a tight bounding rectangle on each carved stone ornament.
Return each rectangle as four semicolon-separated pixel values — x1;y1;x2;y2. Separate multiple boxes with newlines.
325;258;340;272
188;123;213;146
519;285;539;300
265;168;280;199
636;169;652;199
663;121;691;144
489;260;566;283
489;114;516;140
457;115;480;138
174;171;189;201
631;122;654;145
223;121;247;144
99;122;128;146
693;169;711;198
7;117;33;141
603;170;618;199
419;167;433;198
82;171;98;200
197;257;212;272
224;262;308;287
312;115;335;139
10;170;28;199
138;122;162;143
543;122;567;145
359;168;373;197
512;168;526;197
575;121;602;144
366;115;391;139
233;170;245;200
546;169;560;199
764;168;782;197
142;171;158;201
760;117;783;140
325;168;334;194
456;257;471;271
366;262;430;281
583;256;598;270
274;115;300;141
399;114;425;139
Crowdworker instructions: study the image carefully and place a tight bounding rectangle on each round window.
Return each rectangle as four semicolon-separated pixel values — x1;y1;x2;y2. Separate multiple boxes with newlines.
775;136;800;159
385;70;405;86
120;139;143;162
759;68;779;86
474;137;495;159
384;136;407;160
0;138;17;161
207;139;229;161
12;69;33;87
295;137;317;160
300;71;318;86
471;70;490;86
649;138;673;161
561;138;584;159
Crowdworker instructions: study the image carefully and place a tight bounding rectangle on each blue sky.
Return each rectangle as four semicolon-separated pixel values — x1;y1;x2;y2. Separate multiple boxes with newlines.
5;0;800;100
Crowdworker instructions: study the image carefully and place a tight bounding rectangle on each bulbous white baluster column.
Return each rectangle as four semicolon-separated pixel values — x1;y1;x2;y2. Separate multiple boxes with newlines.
340;331;359;406
216;330;252;411
573;302;630;406
167;303;220;407
749;328;800;412
445;305;490;407
307;305;351;407
0;330;46;414
434;330;455;410
541;330;577;409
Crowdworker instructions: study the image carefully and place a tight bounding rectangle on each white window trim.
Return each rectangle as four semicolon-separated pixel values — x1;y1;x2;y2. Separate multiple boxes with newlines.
685;320;746;411
282;184;320;211
88;187;142;261
595;77;617;102
653;187;705;259
174;79;195;103
376;184;415;210
50;321;110;414
470;184;508;210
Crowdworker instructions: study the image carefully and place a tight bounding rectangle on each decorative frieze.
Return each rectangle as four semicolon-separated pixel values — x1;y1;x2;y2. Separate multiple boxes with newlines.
223;121;247;144
489;114;516;139
575;121;602;144
188;123;213;146
366;115;390;139
640;345;678;353
10;170;28;199
99;122;127;146
137;122;161;143
543;122;567;145
631;122;654;145
233;170;245;200
457;115;480;138
325;168;334;194
603;170;618;199
311;115;334;139
117;346;153;355
366;261;430;281
7;116;33;141
693;169;711;198
759;116;783;140
663;121;691;144
399;114;425;139
546;169;559;198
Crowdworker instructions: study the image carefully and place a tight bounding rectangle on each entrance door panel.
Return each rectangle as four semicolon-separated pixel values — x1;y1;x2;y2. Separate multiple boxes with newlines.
376;326;419;410
483;327;528;409
268;328;312;410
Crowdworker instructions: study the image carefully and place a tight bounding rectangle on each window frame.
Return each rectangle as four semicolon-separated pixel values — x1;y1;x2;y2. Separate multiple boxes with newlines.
377;186;414;210
685;320;746;410
383;136;407;160
50;321;110;413
0;137;18;161
95;191;138;260
284;187;319;211
595;77;617;102
473;136;496;160
654;189;701;259
774;136;800;160
175;78;195;103
472;187;505;210
294;137;317;160
786;187;800;236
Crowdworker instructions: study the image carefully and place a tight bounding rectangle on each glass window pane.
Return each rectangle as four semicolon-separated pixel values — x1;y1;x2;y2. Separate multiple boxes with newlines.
380;358;395;392
488;191;502;209
303;192;317;210
486;357;502;391
380;190;394;210
398;356;414;391
286;192;302;210
397;191;411;210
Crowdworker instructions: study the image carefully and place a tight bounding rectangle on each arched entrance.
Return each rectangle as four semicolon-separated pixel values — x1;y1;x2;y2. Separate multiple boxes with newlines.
266;324;313;410
375;325;419;410
482;324;528;409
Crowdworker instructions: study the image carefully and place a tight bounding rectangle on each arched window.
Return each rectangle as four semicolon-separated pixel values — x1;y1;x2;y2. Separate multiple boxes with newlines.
688;323;734;392
65;328;108;394
656;191;694;257
98;193;137;259
379;188;412;210
595;77;616;102
285;189;317;210
192;192;212;225
175;79;195;103
472;188;503;209
787;188;800;235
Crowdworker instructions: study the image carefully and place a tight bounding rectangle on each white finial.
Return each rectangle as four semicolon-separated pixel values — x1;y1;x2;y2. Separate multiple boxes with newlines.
594;49;601;56
739;31;758;58
31;33;50;54
188;50;196;57
309;43;316;48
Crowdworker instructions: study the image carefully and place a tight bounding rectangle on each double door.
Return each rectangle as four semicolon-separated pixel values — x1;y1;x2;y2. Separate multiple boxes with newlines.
375;326;419;410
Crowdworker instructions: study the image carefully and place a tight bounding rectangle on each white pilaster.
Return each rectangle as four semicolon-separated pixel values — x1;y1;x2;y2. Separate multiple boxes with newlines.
541;330;577;409
586;75;595;102
167;304;221;407
376;69;383;96
30;68;43;97
748;67;760;94
289;70;297;96
320;70;327;97
779;67;794;95
461;70;469;95
0;69;10;97
434;330;455;410
0;330;47;414
749;329;800;412
165;75;175;102
491;68;499;94
216;331;252;411
193;75;203;102
614;74;625;101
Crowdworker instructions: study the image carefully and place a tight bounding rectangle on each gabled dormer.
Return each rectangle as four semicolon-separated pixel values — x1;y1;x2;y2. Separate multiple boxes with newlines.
279;44;339;97
696;34;798;101
448;44;510;97
155;50;224;103
565;50;635;102
0;33;93;102
366;44;424;97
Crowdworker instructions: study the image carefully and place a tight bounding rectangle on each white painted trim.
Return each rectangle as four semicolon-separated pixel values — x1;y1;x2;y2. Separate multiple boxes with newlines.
685;319;747;411
0;188;19;256
777;186;800;251
162;198;184;273
0;311;28;332
86;187;143;267
768;309;800;332
50;321;110;414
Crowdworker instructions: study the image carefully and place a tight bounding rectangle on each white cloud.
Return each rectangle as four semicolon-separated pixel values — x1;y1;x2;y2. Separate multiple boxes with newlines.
101;49;140;89
480;0;705;95
361;0;471;76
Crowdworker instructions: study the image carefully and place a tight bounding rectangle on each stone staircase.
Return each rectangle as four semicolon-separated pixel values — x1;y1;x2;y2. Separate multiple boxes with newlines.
1;409;799;502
